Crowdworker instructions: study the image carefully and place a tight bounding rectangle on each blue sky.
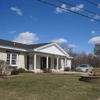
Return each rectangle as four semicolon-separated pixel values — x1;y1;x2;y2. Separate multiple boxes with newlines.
0;0;100;53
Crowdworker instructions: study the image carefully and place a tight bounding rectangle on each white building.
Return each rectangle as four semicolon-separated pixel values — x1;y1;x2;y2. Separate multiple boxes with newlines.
0;39;73;73
94;44;100;57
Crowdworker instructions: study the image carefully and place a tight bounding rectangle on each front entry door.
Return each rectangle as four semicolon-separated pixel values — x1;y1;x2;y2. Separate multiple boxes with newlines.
48;58;51;69
29;56;33;70
41;57;46;70
41;57;51;70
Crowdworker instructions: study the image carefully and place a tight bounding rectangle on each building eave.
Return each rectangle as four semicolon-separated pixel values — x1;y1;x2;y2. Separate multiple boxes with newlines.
0;45;26;52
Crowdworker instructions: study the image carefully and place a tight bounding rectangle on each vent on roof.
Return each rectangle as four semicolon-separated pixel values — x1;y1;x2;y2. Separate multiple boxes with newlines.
14;43;15;45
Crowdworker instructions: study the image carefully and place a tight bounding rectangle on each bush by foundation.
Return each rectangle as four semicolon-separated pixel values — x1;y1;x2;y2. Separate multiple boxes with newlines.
64;67;70;71
11;68;34;75
43;68;52;73
11;69;19;75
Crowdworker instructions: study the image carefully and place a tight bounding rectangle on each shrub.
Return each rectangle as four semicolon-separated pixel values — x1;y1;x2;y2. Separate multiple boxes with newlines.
11;68;34;75
64;67;70;71
11;69;19;75
17;68;26;73
25;70;34;73
0;60;11;76
17;68;34;73
43;68;52;73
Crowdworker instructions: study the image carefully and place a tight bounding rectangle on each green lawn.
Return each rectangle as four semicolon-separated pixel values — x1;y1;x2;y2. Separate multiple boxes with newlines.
0;72;100;100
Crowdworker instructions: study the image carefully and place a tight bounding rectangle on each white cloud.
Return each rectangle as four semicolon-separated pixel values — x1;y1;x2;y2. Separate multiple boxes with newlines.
13;32;39;44
68;44;77;48
94;15;100;19
88;36;100;44
30;16;37;21
91;30;100;35
97;31;100;34
98;4;100;8
51;38;67;44
70;4;84;11
91;31;96;35
90;15;100;21
9;31;16;35
54;4;84;14
11;7;22;16
54;4;68;13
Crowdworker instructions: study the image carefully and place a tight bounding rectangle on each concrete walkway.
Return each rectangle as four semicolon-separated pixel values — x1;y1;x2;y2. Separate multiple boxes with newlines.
36;70;90;75
52;70;88;75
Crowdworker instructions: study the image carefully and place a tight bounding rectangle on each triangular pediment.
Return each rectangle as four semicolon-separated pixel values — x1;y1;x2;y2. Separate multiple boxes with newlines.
34;43;69;56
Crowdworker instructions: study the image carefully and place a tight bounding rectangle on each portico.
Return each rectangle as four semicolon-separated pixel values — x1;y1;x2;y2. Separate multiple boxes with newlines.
27;52;70;73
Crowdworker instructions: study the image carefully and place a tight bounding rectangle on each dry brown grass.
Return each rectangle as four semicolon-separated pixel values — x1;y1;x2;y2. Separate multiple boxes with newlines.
94;68;100;73
0;73;100;100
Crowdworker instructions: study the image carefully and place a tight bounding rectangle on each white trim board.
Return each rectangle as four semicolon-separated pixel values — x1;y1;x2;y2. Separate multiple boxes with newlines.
34;43;69;57
0;45;26;52
0;43;72;58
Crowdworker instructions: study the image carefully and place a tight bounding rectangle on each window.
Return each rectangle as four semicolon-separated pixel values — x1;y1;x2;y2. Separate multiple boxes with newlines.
63;58;67;66
80;64;87;67
7;53;18;66
54;59;57;69
29;57;32;64
63;59;65;66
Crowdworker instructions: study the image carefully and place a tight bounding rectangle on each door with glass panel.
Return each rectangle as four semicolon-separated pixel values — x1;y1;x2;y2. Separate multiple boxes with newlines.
29;56;33;70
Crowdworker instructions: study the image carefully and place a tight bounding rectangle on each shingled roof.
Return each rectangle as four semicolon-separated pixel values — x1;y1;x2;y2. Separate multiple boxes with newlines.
0;39;52;49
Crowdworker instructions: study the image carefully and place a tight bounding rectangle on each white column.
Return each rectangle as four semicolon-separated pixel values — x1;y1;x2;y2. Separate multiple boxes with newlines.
65;58;66;67
56;57;59;71
46;56;48;69
34;54;36;73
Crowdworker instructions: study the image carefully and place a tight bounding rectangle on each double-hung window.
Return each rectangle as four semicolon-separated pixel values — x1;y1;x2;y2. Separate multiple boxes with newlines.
7;53;18;66
63;58;67;66
63;58;65;66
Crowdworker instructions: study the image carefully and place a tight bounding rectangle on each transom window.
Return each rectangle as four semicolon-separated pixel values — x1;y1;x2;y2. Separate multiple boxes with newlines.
7;53;18;66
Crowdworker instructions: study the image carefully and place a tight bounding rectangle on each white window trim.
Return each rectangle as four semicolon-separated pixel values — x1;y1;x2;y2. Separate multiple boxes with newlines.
63;58;65;67
63;58;67;67
6;53;18;67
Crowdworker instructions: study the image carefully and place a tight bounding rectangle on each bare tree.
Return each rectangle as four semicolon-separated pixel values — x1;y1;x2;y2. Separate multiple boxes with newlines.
59;43;73;56
60;43;100;67
0;60;11;76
